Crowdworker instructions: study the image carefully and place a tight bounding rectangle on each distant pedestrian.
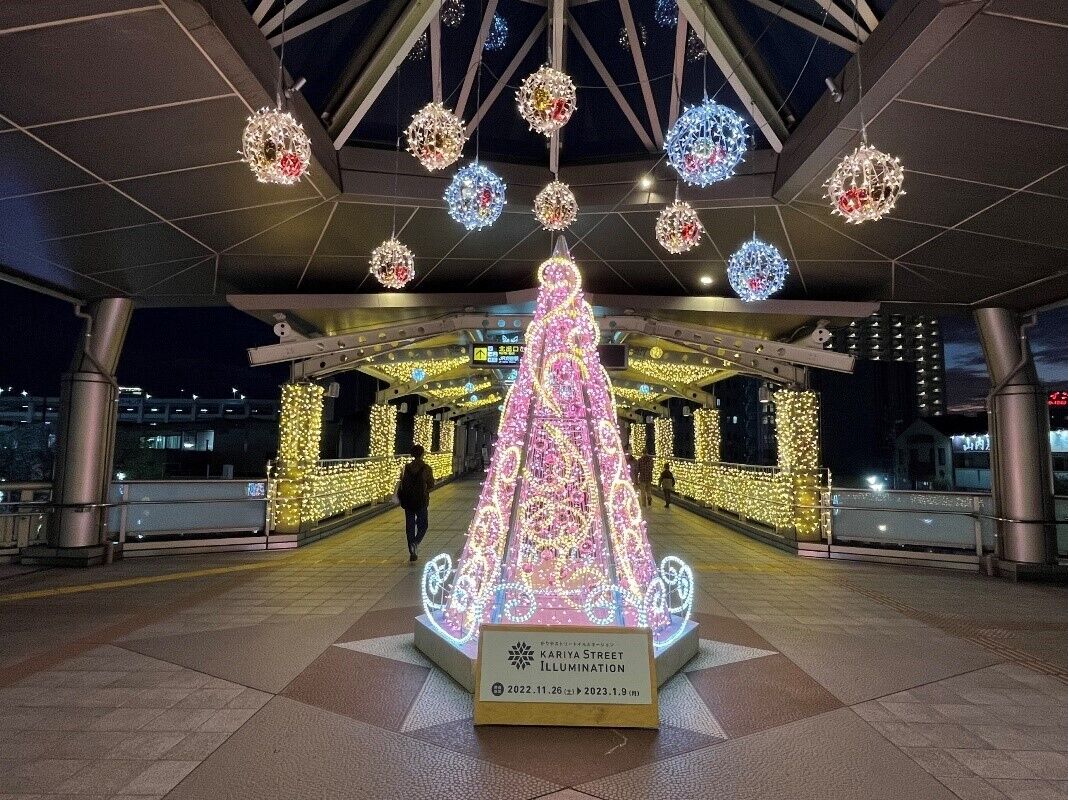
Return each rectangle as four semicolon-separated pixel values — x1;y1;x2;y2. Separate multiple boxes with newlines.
659;462;676;508
396;445;435;561
625;451;637;482
636;452;654;507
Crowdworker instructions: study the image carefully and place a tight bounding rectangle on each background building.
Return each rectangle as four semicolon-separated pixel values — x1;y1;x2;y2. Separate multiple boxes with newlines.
830;313;946;417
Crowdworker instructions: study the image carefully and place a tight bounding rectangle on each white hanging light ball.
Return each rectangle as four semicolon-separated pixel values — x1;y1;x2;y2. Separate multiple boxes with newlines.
369;238;416;289
665;100;748;187
516;65;577;136
655;201;704;254
241;108;311;185
405;102;467;172
441;0;465;28
824;143;905;224
533;180;578;231
727;237;789;302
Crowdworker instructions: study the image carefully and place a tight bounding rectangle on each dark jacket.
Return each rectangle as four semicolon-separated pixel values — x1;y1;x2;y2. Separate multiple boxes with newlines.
636;454;654;483
397;460;434;510
659;468;676;491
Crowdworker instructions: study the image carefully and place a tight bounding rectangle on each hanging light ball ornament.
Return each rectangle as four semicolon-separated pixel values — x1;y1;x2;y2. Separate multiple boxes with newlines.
655;201;704;254
686;29;708;63
649;346;664;359
411;367;427;382
484;14;508;52
727;237;789;302
405;103;467;172
445;162;507;230
516;65;577;136
824;144;905;224
533;180;578;231
441;0;465;28
655;0;678;28
369;238;416;289
665;100;748;187
241;108;311;185
408;30;429;61
618;23;648;50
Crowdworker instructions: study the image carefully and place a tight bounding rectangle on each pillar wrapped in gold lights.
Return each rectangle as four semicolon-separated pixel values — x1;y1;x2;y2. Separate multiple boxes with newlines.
369;403;398;459
413;414;433;451
653;417;674;475
438;420;455;459
693;408;720;463
774;389;821;539
629;420;647;455
271;383;325;533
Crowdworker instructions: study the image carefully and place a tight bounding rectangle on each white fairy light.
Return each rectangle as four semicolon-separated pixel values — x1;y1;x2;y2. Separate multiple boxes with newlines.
241;108;311;185
516;65;577;136
533;180;578;231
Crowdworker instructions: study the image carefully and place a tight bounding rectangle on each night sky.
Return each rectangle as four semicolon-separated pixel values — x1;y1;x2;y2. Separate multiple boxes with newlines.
1;279;1064;409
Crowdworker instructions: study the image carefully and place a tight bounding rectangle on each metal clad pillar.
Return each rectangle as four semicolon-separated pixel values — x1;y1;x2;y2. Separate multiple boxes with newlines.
975;308;1056;565
47;298;132;558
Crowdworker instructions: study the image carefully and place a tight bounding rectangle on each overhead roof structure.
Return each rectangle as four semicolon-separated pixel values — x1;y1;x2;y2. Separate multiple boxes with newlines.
0;0;1064;312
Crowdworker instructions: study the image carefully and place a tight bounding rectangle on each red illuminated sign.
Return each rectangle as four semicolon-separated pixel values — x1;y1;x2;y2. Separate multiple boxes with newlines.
1050;391;1068;408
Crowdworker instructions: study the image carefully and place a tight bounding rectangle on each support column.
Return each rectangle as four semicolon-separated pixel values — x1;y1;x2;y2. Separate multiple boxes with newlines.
272;383;325;534
369;403;398;459
774;389;821;542
975;308;1056;569
653;416;674;475
35;298;132;565
413;413;433;451
693;407;721;463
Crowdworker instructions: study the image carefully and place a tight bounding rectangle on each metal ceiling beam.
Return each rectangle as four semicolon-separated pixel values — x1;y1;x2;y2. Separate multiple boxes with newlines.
430;14;443;103
741;0;858;51
266;0;373;47
617;0;663;147
377;372;494;404
467;16;548;135
326;0;442;148
613;377;715;407
774;0;981;202
807;0;868;41
251;0;276;25
456;0;499;119
848;0;880;33
676;0;789;151
569;16;655;151
669;18;687;127
260;0;311;35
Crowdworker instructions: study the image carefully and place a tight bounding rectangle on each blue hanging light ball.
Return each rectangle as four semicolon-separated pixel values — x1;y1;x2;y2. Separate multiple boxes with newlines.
484;14;508;52
411;367;427;382
654;0;678;28
665;100;748;187
639;383;652;395
727;237;789;302
445;162;506;230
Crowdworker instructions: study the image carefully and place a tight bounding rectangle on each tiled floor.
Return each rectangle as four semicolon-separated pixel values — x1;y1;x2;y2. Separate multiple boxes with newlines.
1;477;1066;800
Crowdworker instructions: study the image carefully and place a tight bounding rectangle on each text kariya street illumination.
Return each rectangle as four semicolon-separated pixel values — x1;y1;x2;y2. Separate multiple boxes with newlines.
420;239;695;650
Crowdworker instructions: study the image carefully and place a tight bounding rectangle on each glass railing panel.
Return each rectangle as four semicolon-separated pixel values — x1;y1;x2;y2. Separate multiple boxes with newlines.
830;490;979;551
107;480;267;541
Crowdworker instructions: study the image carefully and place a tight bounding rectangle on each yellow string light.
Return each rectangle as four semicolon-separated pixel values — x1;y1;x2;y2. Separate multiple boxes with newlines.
653;417;674;475
693;408;720;463
629;356;718;387
369;404;398;459
373;355;469;383
629;420;647;455
413;414;434;451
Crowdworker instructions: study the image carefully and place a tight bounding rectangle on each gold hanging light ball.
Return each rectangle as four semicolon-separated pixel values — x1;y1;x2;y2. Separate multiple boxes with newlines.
649;346;664;360
516;65;577;136
533;180;578;231
241;107;311;185
655;201;704;254
405;102;467;172
824;143;905;224
369;238;416;290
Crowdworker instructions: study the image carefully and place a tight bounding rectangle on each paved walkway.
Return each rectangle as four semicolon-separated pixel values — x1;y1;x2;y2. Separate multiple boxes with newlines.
1;477;1067;800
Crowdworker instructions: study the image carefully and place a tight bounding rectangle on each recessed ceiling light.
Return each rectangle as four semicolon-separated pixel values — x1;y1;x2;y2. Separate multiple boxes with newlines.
699;275;713;285
638;175;653;190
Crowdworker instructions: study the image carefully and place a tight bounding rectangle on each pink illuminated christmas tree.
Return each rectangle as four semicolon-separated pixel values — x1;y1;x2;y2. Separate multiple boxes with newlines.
421;240;693;650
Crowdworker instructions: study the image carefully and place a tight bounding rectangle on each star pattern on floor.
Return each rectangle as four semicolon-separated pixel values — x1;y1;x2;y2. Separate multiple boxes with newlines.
334;635;775;736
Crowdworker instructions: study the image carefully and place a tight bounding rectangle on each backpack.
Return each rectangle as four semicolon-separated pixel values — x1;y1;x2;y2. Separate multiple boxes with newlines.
397;463;423;509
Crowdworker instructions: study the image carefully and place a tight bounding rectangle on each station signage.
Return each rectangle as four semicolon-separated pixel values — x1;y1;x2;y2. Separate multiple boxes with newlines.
473;624;658;728
469;344;628;369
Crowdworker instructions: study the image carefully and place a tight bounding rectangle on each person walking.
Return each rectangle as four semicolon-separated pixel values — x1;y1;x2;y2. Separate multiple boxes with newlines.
396;444;435;561
659;462;676;508
636;452;654;508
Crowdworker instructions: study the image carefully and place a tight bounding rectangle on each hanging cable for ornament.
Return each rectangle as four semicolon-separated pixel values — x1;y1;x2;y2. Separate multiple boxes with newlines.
445;163;506;230
727;236;789;302
655;0;678;28
441;0;465;28
823;0;904;223
370;239;416;289
655;201;704;254
484;13;508;52
516;65;577;136
241;1;311;185
533;180;578;231
406;103;467;171
665;100;748;186
618;22;647;50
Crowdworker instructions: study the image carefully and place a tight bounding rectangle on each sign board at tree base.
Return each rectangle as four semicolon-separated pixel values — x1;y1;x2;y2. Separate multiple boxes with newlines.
473;624;659;729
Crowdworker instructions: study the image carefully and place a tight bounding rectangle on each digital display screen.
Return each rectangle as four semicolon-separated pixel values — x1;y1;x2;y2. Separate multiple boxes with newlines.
470;343;628;369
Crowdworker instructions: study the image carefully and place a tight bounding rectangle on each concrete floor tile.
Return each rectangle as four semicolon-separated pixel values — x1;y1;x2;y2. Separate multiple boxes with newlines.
118;760;198;795
937;776;1008;799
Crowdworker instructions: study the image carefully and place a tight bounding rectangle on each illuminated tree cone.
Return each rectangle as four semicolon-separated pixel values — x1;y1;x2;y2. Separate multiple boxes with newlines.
422;238;693;648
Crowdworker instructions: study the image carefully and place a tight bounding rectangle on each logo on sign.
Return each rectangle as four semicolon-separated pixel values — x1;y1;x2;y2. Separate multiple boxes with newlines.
507;642;535;670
